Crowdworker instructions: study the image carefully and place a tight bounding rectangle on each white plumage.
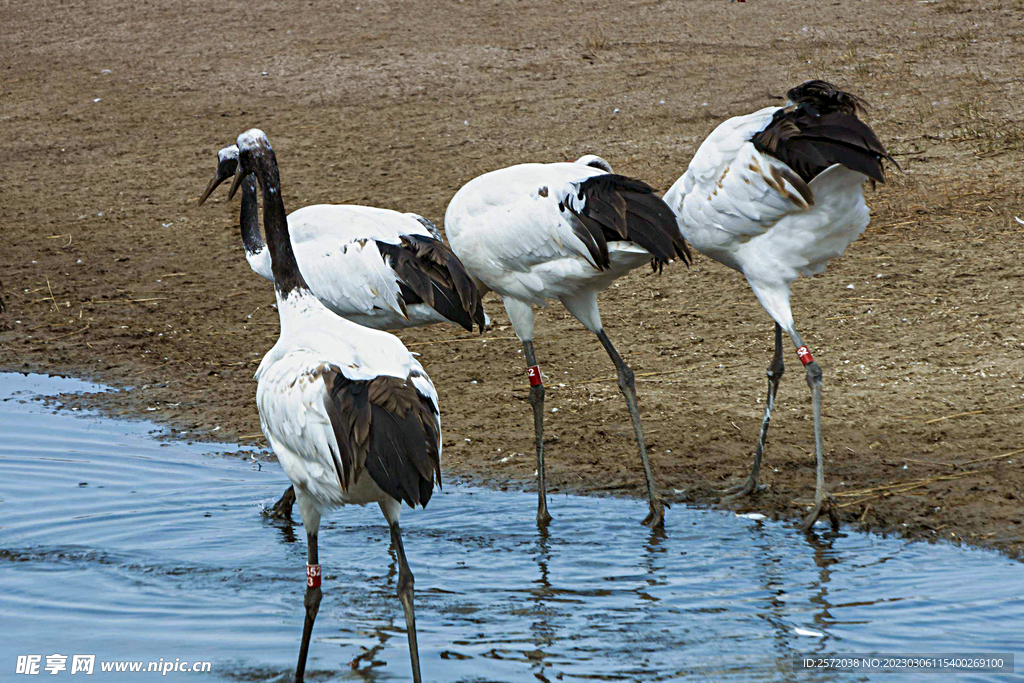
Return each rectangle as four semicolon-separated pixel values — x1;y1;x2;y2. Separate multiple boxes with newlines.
255;204;462;329
665;107;872;333
199;143;481;519
256;289;439;510
230;128;438;683
447;161;653;328
446;155;690;527
663;80;894;530
199;145;484;332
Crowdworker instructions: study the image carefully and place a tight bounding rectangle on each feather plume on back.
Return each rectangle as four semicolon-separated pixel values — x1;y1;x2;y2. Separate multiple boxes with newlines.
561;174;691;272
752;81;897;185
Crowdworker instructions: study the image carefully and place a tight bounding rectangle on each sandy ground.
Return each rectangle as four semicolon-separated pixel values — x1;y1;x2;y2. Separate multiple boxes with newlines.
2;0;1023;557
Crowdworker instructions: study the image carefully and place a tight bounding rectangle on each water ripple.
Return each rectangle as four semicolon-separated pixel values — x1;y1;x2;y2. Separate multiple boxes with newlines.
1;373;1020;682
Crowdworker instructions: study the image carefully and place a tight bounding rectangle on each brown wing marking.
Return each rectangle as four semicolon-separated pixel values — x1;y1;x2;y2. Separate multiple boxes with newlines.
561;174;692;272
375;235;486;332
322;370;441;508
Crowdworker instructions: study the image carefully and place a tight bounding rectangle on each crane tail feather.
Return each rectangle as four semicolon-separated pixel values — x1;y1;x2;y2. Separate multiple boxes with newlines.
564;174;691;269
753;81;895;184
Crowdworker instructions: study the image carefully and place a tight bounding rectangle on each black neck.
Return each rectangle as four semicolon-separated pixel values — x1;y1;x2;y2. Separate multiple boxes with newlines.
239;174;265;256
254;150;309;296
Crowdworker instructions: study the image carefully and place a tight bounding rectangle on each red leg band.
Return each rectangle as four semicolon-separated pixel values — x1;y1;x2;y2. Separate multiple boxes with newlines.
306;563;321;588
796;345;814;366
527;365;542;386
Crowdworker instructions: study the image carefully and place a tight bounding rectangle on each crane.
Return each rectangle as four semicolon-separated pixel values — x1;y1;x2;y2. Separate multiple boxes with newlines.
445;154;690;527
664;80;895;530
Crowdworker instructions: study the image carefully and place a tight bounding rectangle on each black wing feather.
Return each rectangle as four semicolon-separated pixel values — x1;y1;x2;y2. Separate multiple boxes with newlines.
622;191;684;256
565;209;611;269
405;234;486;333
396;280;474;334
375;240;435;306
753;82;897;184
584;191;629;239
563;174;691;270
363;406;436;508
322;371;369;491
376;235;486;332
324;372;440;509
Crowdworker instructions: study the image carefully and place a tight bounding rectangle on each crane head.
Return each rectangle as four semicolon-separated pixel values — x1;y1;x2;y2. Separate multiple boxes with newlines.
197;145;239;206
574;154;613;173
228;129;276;199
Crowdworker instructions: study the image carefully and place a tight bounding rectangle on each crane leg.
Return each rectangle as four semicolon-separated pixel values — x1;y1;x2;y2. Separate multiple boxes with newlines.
596;329;666;528
295;530;322;683
721;323;784;498
264;485;295;521
801;359;839;531
789;334;839;532
523;341;552;526
389;521;423;683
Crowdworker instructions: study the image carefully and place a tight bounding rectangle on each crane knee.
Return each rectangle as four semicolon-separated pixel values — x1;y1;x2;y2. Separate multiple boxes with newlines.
617;364;635;391
804;361;822;387
398;571;414;596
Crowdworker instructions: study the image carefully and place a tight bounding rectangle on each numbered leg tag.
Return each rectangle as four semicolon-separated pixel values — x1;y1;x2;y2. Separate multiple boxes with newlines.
796;345;814;366
306;563;321;588
527;365;542;387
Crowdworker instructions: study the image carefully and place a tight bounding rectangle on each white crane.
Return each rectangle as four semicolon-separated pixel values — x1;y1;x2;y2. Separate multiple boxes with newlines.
199;145;484;333
445;155;690;528
199;144;482;520
229;128;440;683
663;80;896;530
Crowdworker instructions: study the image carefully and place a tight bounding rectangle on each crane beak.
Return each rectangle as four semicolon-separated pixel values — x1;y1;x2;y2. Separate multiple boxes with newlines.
227;163;245;200
197;170;227;207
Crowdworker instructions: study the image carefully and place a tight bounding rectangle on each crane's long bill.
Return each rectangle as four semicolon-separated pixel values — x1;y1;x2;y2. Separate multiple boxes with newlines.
227;164;245;200
197;171;226;206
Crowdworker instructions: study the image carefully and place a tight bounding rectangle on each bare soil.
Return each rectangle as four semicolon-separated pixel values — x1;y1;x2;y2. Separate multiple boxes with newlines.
2;0;1023;556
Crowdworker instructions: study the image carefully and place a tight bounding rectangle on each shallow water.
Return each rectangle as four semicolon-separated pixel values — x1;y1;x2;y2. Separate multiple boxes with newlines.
0;373;1020;682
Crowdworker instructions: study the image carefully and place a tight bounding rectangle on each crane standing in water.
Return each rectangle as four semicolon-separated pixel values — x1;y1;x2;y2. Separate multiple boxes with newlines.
230;128;440;683
199;144;482;521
